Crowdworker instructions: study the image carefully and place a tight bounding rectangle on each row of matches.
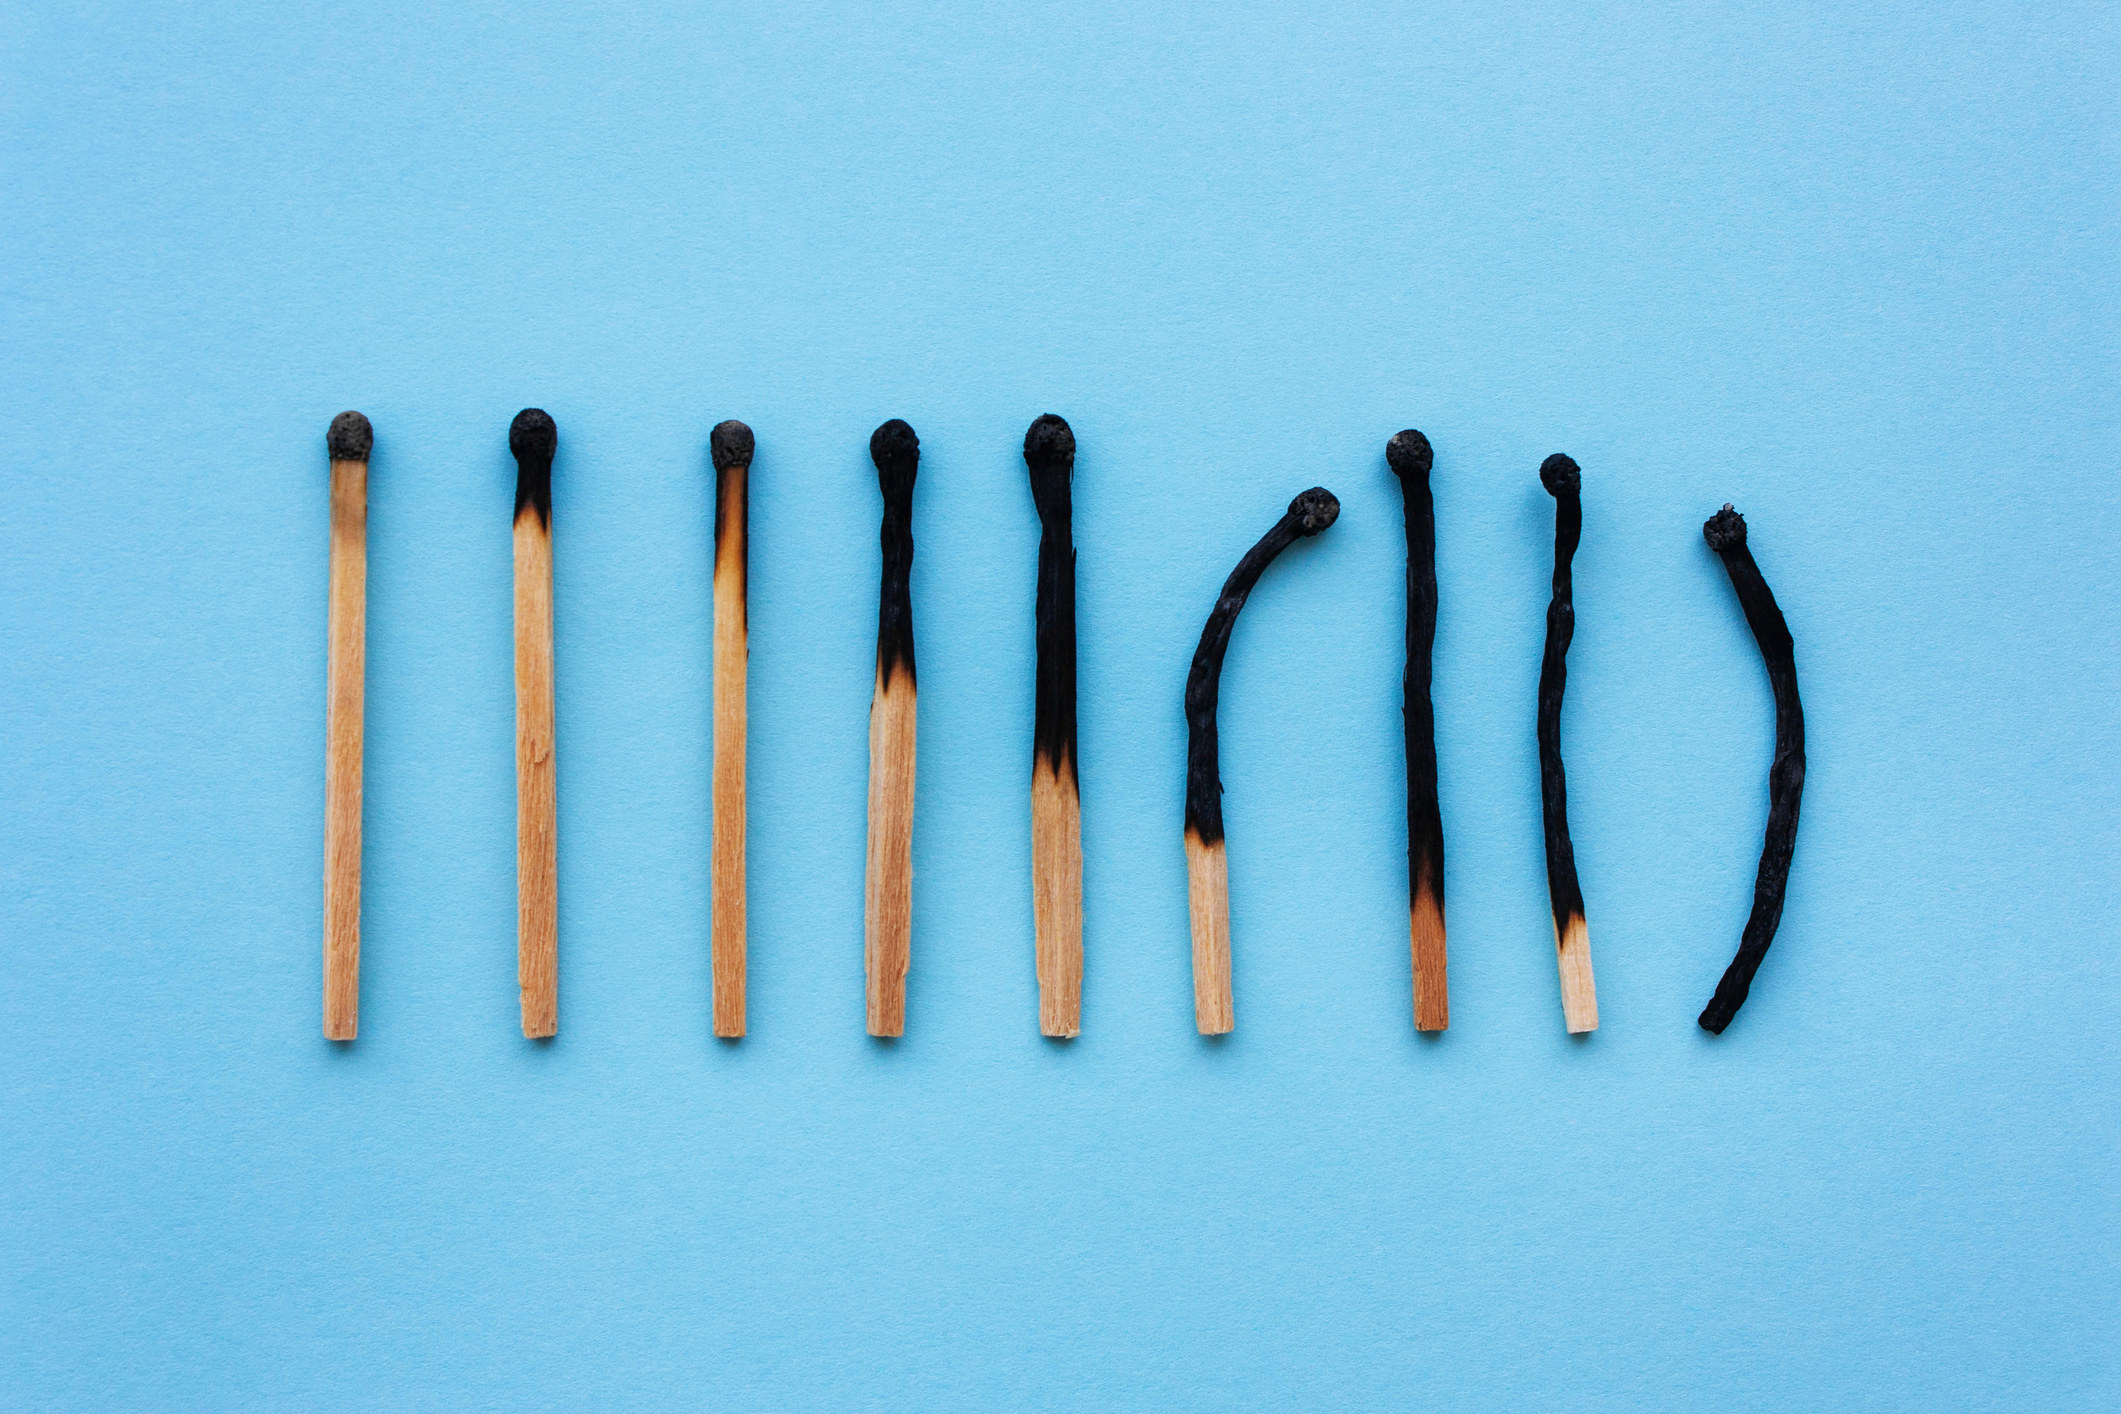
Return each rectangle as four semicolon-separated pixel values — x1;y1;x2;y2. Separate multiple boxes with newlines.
320;412;1806;1044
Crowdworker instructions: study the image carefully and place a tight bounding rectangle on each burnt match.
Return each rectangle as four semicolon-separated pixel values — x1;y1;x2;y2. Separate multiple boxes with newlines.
1025;414;1084;1038
1537;454;1598;1034
510;408;559;1039
1389;429;1448;1032
322;410;371;1040
865;418;920;1037
1184;486;1341;1035
710;419;753;1038
1698;505;1806;1035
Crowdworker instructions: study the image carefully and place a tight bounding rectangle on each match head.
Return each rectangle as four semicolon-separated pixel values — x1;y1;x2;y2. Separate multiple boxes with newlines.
870;418;920;495
710;419;754;472
1386;429;1432;479
1024;413;1074;515
1288;486;1341;535
1539;453;1581;497
509;408;557;465
327;411;372;462
1703;503;1747;551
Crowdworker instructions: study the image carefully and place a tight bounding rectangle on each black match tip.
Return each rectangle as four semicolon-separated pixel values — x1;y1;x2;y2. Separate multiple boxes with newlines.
710;419;754;471
327;411;372;462
1704;503;1748;552
870;418;919;494
1539;453;1580;497
1289;487;1341;535
510;408;557;464
1386;428;1432;478
1024;413;1075;471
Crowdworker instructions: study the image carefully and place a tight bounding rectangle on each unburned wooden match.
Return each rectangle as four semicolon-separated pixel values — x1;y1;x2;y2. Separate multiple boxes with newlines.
1537;454;1597;1033
711;419;753;1038
865;419;920;1037
1025;414;1083;1038
510;408;559;1038
1184;487;1340;1034
1388;429;1448;1032
322;410;371;1040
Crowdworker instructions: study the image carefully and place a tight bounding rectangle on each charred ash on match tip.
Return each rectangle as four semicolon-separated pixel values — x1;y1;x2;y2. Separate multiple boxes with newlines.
327;411;372;462
1024;414;1075;516
710;419;754;471
1704;503;1747;551
510;408;557;527
1540;453;1581;497
1386;428;1433;478
1025;414;1078;780
871;419;920;687
870;418;920;496
1289;487;1340;533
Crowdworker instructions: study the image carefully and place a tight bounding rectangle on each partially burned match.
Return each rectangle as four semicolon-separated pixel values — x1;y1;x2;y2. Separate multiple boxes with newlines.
1184;487;1341;1035
322;410;371;1041
865;419;920;1037
511;408;559;1039
1537;453;1598;1034
710;419;753;1038
1389;429;1448;1032
1698;505;1806;1035
1025;414;1083;1038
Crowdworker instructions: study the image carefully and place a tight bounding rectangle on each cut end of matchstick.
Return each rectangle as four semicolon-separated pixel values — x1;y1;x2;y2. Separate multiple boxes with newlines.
1539;453;1580;497
1556;911;1598;1034
327;411;373;463
870;418;919;495
711;419;755;471
1386;428;1432;479
1704;503;1747;551
509;408;557;464
1184;828;1234;1035
1288;487;1340;535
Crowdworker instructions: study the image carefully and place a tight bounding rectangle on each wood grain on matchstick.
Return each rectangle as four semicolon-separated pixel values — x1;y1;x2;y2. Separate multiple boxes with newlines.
1556;913;1597;1033
865;670;915;1036
1185;830;1232;1035
322;411;370;1041
1032;764;1082;1037
511;410;558;1039
711;422;752;1038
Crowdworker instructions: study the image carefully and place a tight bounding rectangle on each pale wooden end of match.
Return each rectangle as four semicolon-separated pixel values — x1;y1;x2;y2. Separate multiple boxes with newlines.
1185;832;1232;1035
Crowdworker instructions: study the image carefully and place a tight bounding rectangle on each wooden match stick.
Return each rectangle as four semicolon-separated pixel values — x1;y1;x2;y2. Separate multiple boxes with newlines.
1184;487;1341;1034
1537;454;1597;1034
1025;414;1083;1038
1389;429;1448;1032
865;419;920;1037
510;408;559;1039
1698;504;1806;1034
710;420;753;1038
322;410;371;1041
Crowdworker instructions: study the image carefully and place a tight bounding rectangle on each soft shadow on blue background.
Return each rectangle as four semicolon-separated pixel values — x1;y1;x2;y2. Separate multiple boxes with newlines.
2;2;2115;1407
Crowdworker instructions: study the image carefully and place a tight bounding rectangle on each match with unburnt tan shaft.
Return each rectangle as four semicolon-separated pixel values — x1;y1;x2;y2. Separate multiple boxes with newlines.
1025;414;1083;1037
1389;430;1448;1031
865;419;920;1036
711;420;753;1038
1184;487;1340;1034
322;411;371;1040
1698;505;1806;1035
511;408;559;1038
1537;454;1598;1033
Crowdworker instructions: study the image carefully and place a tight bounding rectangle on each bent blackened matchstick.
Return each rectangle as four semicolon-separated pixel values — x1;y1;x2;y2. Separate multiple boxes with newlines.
710;420;754;1038
1698;505;1806;1034
1184;487;1341;1035
865;419;920;1036
1025;414;1083;1038
322;411;371;1040
511;408;559;1038
1537;454;1598;1033
1389;430;1448;1031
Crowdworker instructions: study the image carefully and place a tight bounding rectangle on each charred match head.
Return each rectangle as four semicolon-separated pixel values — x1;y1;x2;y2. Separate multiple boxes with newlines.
327;411;372;463
710;419;754;472
1386;428;1432;481
1288;486;1340;535
1704;503;1747;552
510;408;557;528
871;418;920;501
1540;452;1581;498
1024;414;1075;521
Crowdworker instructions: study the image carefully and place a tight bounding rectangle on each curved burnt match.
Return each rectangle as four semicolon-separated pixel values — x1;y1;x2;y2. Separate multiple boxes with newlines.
322;411;372;1040
1698;504;1806;1035
1389;429;1448;1032
1184;486;1340;1034
710;419;754;1038
1537;453;1598;1033
510;408;559;1038
864;418;920;1036
1025;414;1083;1038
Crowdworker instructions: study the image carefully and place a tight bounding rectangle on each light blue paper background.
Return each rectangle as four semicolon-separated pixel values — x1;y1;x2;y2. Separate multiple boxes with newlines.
3;2;2116;1407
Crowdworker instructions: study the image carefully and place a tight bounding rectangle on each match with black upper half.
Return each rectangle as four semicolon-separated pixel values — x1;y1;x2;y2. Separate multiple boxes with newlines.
710;419;754;1038
1388;429;1449;1032
510;408;559;1038
322;411;372;1040
1024;414;1084;1038
1536;453;1597;1033
864;419;920;1037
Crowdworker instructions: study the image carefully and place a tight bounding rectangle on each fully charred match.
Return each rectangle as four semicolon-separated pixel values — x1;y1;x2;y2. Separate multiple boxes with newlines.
511;408;559;1039
1184;487;1341;1035
865;419;920;1037
1698;505;1806;1035
1389;430;1448;1032
322;411;371;1040
1537;454;1597;1034
1026;414;1083;1038
710;420;753;1038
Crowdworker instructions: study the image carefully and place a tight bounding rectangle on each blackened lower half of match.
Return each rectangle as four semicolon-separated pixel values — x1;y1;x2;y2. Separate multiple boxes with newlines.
510;408;559;1038
1183;487;1341;1035
865;418;919;1037
1025;414;1083;1038
322;411;371;1041
1538;454;1598;1034
710;420;754;1039
1389;429;1447;1032
1698;505;1806;1035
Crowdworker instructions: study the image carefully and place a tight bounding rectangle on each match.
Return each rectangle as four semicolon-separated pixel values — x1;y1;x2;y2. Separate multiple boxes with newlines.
322;410;371;1040
1537;454;1597;1033
1025;414;1084;1038
1389;429;1448;1032
511;408;559;1039
865;419;920;1037
711;419;753;1038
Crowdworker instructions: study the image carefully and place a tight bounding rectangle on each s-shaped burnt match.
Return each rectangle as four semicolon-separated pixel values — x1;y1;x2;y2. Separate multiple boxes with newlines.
865;419;920;1037
1698;504;1806;1035
511;408;559;1038
710;420;753;1038
1389;430;1448;1031
1184;487;1341;1035
322;411;371;1040
1025;414;1084;1038
1537;454;1598;1034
